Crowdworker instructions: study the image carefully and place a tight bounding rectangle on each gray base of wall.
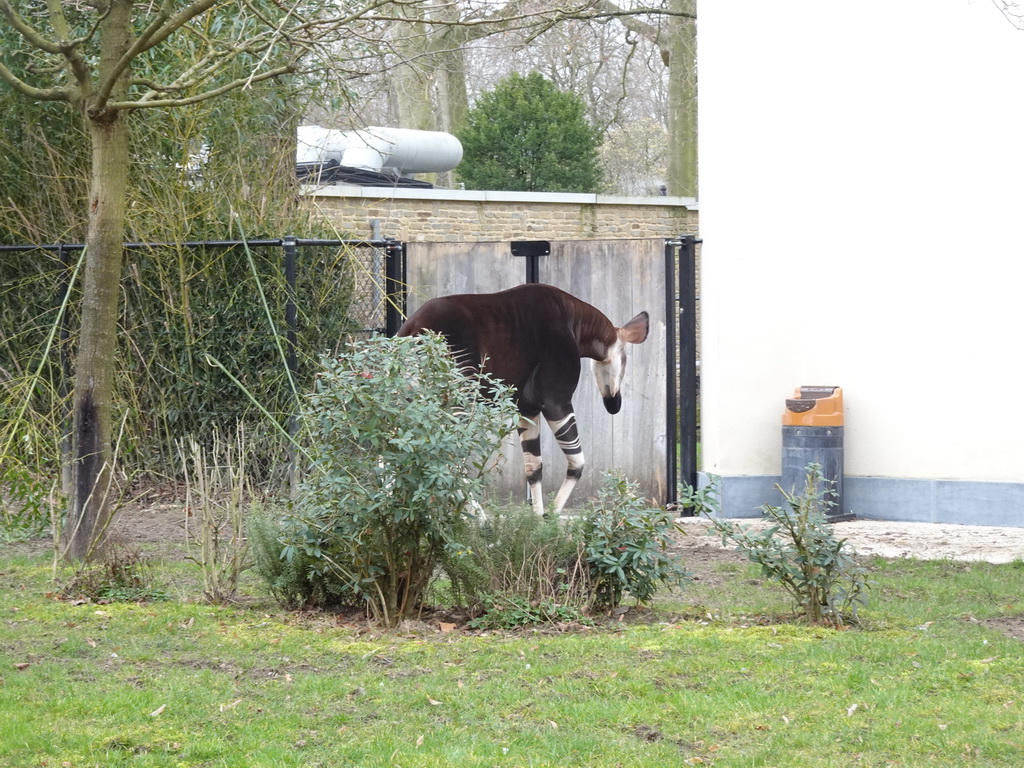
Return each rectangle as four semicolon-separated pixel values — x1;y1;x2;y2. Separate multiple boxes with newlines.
699;473;1024;527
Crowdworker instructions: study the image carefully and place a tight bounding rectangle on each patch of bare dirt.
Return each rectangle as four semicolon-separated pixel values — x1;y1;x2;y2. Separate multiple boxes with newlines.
983;615;1024;642
673;517;1024;565
2;487;191;560
107;488;192;558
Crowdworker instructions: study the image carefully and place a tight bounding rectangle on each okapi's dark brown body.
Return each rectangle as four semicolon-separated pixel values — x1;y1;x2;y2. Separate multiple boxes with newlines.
398;283;616;418
397;283;648;515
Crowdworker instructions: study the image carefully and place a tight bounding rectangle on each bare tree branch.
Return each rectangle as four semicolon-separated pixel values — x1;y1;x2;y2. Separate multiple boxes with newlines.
43;0;100;85
357;1;686;36
588;0;662;44
992;0;1024;30
1;0;62;54
0;59;73;100
112;63;297;110
102;0;221;100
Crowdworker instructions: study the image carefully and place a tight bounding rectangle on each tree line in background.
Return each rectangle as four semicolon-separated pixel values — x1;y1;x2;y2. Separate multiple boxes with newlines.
316;0;696;197
0;0;695;563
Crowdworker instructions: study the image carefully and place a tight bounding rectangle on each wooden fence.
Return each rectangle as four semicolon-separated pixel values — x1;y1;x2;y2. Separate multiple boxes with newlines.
401;239;672;508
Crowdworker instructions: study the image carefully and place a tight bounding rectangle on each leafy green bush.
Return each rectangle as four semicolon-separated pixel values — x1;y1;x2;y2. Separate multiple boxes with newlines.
704;466;870;626
248;505;346;610
574;473;691;610
457;72;602;193
275;333;520;625
441;504;593;628
0;463;56;543
252;357;692;626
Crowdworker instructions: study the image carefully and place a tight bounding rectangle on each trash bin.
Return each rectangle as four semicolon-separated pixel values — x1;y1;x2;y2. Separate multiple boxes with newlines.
781;386;851;520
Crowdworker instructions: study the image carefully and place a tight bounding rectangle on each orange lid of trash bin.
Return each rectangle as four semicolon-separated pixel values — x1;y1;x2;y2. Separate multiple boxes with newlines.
782;386;843;427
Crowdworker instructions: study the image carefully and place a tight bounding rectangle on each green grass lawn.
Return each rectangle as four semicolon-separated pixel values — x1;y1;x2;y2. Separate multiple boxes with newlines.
1;547;1023;767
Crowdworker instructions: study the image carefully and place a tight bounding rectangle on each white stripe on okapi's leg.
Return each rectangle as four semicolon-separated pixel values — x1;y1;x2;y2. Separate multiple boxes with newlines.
547;413;585;516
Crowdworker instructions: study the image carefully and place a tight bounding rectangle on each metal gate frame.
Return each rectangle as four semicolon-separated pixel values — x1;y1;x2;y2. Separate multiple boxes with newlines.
665;234;701;505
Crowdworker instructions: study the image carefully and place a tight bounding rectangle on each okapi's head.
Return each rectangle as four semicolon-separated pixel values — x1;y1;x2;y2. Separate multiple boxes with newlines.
592;312;650;414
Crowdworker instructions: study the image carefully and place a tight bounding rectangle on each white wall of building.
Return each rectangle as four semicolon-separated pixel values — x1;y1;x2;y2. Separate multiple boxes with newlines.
698;1;1024;523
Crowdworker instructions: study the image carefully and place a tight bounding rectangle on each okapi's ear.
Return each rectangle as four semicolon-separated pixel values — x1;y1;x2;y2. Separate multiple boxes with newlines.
618;312;649;345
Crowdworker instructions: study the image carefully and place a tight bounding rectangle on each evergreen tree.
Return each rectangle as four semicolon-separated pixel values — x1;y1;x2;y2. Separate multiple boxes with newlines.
458;73;602;193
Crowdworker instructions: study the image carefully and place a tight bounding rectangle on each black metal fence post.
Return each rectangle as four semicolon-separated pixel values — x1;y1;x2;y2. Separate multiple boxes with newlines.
677;234;701;495
510;240;551;284
284;236;299;384
57;244;74;496
283;236;299;492
384;239;407;336
665;240;679;506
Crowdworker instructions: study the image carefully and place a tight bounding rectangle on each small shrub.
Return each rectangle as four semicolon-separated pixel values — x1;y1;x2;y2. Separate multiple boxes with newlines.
179;426;254;602
248;505;348;610
444;504;592;624
676;474;723;518
276;333;520;625
63;539;168;603
0;463;57;543
705;465;870;626
575;473;691;610
454;478;692;621
466;594;592;631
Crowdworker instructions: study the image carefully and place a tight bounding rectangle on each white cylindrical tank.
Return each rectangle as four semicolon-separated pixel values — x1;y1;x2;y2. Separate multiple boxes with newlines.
296;125;348;164
296;125;462;175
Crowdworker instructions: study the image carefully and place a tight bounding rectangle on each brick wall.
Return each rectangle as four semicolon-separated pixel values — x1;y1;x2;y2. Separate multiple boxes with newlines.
304;186;699;242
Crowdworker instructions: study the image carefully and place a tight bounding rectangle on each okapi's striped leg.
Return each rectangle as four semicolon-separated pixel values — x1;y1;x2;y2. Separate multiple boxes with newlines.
517;414;545;516
547;412;585;516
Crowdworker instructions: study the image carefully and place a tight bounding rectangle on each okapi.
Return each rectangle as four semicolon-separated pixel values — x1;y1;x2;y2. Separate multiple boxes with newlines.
396;283;649;516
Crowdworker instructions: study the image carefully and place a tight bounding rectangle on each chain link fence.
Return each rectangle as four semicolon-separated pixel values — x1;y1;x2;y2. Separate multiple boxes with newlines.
1;237;404;483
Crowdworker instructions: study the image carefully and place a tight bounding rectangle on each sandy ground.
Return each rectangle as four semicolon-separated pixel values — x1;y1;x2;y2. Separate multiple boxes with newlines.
5;485;1016;566
675;516;1024;564
94;497;1024;565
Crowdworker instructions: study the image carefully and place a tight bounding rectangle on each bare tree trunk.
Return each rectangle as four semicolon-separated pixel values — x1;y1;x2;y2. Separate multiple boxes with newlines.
438;43;469;137
393;66;437;132
665;0;697;197
62;3;132;561
433;23;470;187
63;113;130;560
391;4;437;132
390;3;500;136
389;4;472;187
